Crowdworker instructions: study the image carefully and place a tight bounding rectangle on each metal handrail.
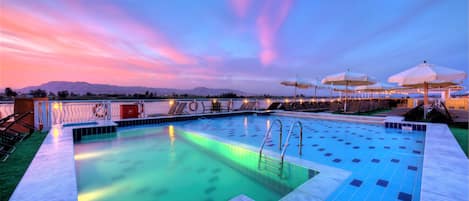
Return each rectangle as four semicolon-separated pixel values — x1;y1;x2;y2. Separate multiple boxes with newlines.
259;119;283;156
280;121;303;164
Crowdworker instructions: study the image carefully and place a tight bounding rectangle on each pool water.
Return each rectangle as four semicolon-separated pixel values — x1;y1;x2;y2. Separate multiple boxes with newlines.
74;125;315;201
175;115;425;201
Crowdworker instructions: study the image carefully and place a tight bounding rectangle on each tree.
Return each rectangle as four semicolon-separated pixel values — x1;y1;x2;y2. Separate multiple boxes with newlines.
5;87;17;97
30;89;47;97
57;90;69;99
220;92;238;98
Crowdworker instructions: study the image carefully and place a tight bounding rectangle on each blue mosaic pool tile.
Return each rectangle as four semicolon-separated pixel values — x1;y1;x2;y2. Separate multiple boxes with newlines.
376;179;389;187
350;179;363;187
398;192;412;201
371;159;380;163
332;158;341;163
413;150;421;154
324;153;332;157
352;158;361;163
391;159;400;163
408;166;418;171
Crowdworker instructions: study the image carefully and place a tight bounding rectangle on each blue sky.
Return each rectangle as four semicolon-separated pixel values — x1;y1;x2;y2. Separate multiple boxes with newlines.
0;0;467;95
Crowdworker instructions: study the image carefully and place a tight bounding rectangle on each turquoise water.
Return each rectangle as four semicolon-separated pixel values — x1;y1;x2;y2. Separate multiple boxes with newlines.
75;114;425;201
74;125;314;201
175;115;425;201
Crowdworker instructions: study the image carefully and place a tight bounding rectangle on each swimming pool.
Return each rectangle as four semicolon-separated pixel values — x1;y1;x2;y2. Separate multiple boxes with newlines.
175;114;425;201
74;125;317;201
74;114;425;201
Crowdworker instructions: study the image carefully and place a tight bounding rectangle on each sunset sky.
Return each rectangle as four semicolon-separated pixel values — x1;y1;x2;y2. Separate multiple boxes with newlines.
0;0;467;95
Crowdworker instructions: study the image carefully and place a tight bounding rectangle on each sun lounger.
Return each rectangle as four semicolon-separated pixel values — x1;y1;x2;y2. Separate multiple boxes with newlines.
0;113;18;125
343;101;360;114
1;112;33;143
0;112;33;159
280;102;293;111
1;148;10;162
266;102;278;110
168;102;179;115
174;102;187;115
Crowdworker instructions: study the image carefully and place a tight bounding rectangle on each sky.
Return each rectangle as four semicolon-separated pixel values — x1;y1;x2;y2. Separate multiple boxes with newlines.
0;0;468;95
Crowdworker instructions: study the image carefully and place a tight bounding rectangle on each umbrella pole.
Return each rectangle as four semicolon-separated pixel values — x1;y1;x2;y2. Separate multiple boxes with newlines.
314;87;317;101
294;87;297;102
344;82;348;112
424;82;429;119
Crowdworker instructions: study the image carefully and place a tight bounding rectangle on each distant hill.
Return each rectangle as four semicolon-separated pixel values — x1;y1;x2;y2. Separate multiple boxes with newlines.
18;81;250;96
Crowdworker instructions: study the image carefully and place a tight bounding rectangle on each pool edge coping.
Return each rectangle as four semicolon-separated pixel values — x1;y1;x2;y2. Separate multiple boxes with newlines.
9;112;469;201
383;116;469;201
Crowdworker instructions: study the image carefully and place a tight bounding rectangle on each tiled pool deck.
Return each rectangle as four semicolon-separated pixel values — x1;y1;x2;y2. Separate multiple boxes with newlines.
9;112;469;201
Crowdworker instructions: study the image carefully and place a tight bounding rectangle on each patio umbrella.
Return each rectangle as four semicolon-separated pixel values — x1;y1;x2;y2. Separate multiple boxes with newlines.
388;61;466;106
322;69;376;111
355;82;396;99
281;79;313;101
355;82;396;92
311;79;329;100
333;86;356;100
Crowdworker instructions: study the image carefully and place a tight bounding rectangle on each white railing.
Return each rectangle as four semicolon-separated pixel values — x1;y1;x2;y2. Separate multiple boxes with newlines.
29;98;285;130
4;97;343;131
0;101;14;119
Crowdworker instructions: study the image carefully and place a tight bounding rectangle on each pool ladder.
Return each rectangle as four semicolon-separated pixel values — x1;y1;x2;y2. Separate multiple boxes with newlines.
258;119;303;176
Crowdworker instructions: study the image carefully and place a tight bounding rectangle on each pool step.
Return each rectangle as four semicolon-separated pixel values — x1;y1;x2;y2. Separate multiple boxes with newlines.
259;155;283;176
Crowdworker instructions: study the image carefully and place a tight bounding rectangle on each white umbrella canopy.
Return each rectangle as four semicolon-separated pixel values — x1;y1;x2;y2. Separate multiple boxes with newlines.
388;61;467;105
311;79;330;100
280;80;313;89
388;61;466;86
332;86;356;93
355;82;396;92
281;78;313;100
322;69;377;111
322;70;377;86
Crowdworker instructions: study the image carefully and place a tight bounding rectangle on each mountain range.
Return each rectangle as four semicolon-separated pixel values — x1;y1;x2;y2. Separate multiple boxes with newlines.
18;81;250;96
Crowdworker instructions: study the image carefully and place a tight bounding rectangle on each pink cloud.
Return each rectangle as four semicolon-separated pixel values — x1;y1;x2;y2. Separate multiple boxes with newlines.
0;2;207;89
230;0;251;18
256;0;294;65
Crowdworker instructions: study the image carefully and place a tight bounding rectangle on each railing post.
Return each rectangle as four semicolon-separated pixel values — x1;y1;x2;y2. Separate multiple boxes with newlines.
47;101;52;130
140;100;145;118
106;100;112;121
34;101;39;130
